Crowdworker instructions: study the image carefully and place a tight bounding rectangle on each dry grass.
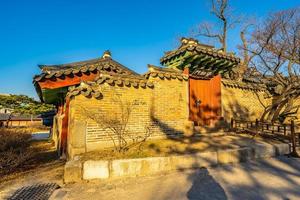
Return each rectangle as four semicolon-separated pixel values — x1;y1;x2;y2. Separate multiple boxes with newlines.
0;127;59;180
12;125;49;132
80;133;284;161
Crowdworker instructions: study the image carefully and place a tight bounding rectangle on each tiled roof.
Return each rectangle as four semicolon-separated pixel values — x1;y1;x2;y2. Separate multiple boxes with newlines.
34;54;140;82
190;69;215;79
160;37;240;64
143;65;189;81
66;64;189;99
222;79;268;92
67;73;154;98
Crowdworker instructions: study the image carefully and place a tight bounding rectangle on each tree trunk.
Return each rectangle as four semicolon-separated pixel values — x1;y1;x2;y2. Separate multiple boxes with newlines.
271;98;289;122
223;20;227;53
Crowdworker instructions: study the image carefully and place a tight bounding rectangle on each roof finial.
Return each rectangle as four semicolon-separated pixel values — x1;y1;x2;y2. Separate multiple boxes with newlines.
102;50;111;59
180;37;199;46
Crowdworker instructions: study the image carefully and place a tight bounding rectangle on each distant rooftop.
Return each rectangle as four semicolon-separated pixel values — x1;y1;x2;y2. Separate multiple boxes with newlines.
34;50;141;82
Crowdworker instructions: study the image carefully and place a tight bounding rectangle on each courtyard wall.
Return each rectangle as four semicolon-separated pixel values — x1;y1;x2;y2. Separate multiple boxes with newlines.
67;71;189;158
65;73;283;158
221;80;272;122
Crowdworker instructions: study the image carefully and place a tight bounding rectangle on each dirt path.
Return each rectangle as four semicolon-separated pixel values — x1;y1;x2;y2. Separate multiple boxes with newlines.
0;160;64;200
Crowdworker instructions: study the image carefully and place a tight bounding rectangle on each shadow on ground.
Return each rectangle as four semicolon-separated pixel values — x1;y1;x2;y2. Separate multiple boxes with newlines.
186;168;227;200
145;114;300;200
147;156;300;200
61;157;300;200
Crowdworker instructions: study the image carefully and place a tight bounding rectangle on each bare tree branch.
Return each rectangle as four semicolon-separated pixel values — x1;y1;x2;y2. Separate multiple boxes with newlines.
80;90;151;153
195;0;239;52
245;8;300;122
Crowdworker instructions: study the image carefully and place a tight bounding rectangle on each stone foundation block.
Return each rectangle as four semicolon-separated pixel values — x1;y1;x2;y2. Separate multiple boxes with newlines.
68;147;86;160
83;160;109;180
253;143;290;159
184;121;194;137
141;157;173;175
273;143;290;155
111;159;143;178
253;144;276;159
111;157;176;178
64;143;291;182
217;148;253;164
195;151;218;166
64;160;82;183
171;151;218;169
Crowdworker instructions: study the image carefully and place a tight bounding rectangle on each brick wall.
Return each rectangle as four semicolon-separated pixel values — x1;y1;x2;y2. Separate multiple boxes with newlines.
148;75;189;136
295;99;300;123
221;82;300;124
221;81;271;122
67;75;189;156
67;75;277;158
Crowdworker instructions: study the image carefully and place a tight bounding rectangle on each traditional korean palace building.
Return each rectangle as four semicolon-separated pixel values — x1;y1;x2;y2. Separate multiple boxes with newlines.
34;38;271;158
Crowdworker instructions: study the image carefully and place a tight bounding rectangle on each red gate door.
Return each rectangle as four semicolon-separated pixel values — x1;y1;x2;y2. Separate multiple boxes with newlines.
189;75;221;126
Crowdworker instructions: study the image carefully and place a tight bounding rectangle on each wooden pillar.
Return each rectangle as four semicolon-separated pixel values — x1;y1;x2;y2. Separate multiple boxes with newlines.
255;119;259;134
183;67;189;75
60;98;70;156
290;120;298;156
230;118;234;130
183;67;191;122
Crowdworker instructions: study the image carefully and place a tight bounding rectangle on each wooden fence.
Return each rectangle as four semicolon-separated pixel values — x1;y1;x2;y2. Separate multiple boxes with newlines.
230;118;300;155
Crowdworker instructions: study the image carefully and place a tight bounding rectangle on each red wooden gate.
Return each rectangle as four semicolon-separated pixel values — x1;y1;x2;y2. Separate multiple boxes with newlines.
189;75;221;126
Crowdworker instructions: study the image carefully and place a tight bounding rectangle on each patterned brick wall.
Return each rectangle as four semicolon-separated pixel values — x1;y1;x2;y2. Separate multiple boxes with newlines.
148;75;189;135
285;98;300;123
68;76;189;153
67;76;277;157
221;81;300;124
295;99;300;123
221;81;272;122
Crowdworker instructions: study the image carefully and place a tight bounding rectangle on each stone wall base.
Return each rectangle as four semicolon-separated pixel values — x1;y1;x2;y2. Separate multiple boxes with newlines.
64;143;291;183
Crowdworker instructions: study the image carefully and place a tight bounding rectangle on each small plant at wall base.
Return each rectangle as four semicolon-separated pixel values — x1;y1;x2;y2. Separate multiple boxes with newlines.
81;94;151;153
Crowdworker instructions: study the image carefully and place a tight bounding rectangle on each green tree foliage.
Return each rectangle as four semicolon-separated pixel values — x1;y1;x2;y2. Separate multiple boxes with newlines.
0;94;54;115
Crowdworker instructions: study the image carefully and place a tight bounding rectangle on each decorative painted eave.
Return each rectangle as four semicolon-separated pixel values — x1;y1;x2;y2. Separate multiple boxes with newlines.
190;69;215;80
33;51;143;103
143;64;188;81
160;38;240;75
160;38;240;65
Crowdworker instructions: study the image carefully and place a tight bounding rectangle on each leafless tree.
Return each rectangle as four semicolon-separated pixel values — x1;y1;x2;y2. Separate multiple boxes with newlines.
239;22;257;65
81;93;151;153
194;0;252;80
195;0;238;53
246;8;300;122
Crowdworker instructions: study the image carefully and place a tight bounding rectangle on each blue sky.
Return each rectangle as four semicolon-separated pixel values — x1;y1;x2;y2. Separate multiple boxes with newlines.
0;0;299;99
